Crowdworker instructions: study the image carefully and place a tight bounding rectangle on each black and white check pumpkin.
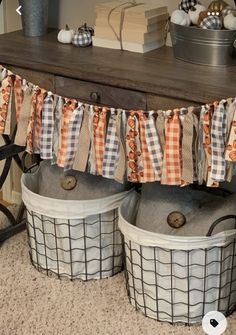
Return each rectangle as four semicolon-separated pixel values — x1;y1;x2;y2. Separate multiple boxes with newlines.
179;0;198;12
200;15;223;29
72;24;93;47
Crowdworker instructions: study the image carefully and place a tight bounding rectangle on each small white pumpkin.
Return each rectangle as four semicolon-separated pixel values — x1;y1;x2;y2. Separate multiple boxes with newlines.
171;9;191;26
224;12;236;30
189;4;207;25
57;25;74;44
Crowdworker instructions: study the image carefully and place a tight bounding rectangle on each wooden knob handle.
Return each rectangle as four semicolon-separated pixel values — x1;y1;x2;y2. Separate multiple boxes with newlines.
90;92;101;103
167;211;186;229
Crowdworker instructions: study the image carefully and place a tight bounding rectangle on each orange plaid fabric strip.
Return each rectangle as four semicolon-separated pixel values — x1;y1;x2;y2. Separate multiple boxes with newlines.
57;99;76;168
33;88;46;153
14;75;23;124
93;106;107;175
26;87;39;154
161;110;182;185
0;75;13;135
138;111;156;182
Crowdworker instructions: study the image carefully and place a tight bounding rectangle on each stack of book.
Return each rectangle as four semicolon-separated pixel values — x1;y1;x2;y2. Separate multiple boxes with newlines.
93;0;169;53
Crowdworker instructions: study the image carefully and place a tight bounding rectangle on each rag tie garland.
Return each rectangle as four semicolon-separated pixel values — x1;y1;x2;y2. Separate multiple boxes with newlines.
0;65;236;187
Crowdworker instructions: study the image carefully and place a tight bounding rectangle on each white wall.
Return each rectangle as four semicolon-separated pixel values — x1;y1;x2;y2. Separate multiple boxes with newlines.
4;0;236;32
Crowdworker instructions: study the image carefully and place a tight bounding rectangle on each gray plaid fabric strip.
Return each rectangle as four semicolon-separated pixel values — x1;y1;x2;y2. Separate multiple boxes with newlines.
52;96;64;164
102;108;119;179
40;93;55;159
145;112;163;179
64;103;84;171
211;100;227;182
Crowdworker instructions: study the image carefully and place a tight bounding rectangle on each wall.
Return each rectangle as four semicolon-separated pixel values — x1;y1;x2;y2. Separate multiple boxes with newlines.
4;0;236;32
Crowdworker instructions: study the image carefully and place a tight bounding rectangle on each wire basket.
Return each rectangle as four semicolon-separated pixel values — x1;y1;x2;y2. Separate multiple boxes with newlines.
119;192;236;325
21;169;132;281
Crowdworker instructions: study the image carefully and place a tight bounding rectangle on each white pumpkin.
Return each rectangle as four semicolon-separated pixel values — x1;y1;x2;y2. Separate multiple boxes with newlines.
189;4;207;25
224;12;236;30
57;25;74;44
171;9;191;26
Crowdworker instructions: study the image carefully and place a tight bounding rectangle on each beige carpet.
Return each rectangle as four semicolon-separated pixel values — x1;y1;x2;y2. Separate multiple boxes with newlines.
0;219;236;335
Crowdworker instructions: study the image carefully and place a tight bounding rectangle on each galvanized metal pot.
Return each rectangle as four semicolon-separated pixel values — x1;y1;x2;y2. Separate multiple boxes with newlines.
19;0;48;37
170;22;236;67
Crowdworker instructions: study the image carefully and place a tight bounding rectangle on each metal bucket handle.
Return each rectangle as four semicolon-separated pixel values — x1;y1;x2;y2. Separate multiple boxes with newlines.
206;215;236;237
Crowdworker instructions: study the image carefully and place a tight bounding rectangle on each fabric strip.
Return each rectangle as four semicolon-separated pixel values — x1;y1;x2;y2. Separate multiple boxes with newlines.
102;108;120;179
64;103;84;171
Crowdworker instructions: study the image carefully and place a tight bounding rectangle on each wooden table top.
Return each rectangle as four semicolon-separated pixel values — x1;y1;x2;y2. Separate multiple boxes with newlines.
0;29;235;104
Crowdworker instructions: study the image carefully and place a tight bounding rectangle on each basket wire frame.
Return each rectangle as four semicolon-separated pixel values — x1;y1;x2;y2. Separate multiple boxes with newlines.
124;239;236;325
26;208;123;280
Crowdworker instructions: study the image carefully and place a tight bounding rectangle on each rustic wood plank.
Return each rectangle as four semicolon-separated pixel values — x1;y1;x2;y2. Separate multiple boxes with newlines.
55;76;146;110
6;66;55;92
147;94;201;110
0;30;235;105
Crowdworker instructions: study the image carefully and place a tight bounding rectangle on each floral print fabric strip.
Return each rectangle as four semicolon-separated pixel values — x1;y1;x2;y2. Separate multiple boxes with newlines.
225;99;236;162
0;75;13;135
93;106;107;176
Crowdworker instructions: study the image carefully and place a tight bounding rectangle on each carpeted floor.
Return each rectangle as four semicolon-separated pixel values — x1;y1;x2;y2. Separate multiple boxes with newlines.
0;212;236;335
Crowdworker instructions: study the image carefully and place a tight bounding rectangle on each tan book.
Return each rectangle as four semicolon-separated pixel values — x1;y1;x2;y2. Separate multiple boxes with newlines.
95;12;169;29
95;0;167;19
94;25;166;44
92;36;165;53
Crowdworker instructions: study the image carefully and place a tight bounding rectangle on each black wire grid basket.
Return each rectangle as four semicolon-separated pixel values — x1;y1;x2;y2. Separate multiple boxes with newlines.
21;170;130;281
119;192;236;325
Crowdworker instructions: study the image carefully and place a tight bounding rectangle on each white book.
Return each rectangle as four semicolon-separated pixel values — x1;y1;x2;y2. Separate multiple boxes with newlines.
92;36;165;53
95;12;169;29
95;0;168;19
94;26;166;44
94;19;167;35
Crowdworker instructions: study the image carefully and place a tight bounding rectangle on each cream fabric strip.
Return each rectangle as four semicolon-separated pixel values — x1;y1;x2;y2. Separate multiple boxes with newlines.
73;104;91;172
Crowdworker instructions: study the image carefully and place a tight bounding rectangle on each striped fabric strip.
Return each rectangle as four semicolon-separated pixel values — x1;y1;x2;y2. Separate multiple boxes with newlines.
145;111;163;180
202;103;219;187
210;100;227;182
57;99;76;168
26;87;40;154
114;109;126;183
33;88;47;153
64;103;84;171
161;110;182;185
87;105;96;175
40;93;56;160
93;106;107;175
138;111;156;182
102;108;119;179
0;75;13;135
181;109;194;185
155;110;165;152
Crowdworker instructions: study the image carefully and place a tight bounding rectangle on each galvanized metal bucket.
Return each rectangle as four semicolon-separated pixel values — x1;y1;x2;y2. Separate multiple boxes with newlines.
170;22;236;67
19;0;48;37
